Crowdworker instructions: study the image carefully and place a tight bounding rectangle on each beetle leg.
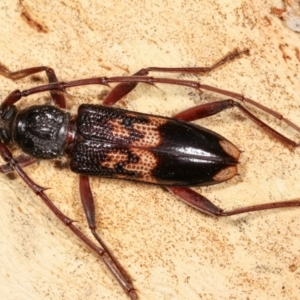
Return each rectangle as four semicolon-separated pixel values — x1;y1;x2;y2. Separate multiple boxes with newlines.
172;99;299;148
0;153;36;173
0;64;66;109
102;48;249;106
166;186;300;216
79;175;136;298
0;143;138;300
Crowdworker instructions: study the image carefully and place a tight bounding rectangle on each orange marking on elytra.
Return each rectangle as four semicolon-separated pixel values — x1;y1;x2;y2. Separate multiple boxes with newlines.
100;148;158;183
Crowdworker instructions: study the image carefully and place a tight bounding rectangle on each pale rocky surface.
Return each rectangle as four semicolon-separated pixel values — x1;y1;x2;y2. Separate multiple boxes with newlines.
0;1;299;299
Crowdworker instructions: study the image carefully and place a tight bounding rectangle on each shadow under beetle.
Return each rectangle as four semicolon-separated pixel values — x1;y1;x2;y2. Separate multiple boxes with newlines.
0;49;299;299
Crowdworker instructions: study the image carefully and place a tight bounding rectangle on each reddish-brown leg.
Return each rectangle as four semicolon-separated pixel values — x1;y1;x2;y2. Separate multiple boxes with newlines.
166;186;300;216
79;175;135;290
173;99;299;147
0;143;137;299
0;154;36;173
0;64;66;108
164;101;300;216
103;48;250;106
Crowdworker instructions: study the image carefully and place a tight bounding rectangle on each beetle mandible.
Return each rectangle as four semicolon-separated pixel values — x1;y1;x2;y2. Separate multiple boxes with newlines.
0;49;299;299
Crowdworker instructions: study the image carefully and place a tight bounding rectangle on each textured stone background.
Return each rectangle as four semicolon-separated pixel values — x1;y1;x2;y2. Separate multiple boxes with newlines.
0;1;299;299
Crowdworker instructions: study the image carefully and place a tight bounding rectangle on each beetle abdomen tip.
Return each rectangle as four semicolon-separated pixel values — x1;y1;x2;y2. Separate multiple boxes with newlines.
219;139;241;160
213;165;238;182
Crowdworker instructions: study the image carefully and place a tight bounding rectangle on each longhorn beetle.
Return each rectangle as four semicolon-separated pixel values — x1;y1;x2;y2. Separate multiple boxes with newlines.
0;49;299;299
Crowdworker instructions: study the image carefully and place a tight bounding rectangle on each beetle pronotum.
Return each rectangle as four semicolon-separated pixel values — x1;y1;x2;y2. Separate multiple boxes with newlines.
0;49;299;299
